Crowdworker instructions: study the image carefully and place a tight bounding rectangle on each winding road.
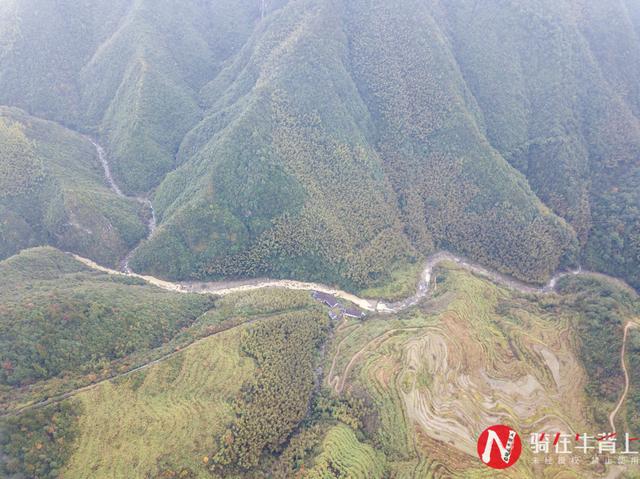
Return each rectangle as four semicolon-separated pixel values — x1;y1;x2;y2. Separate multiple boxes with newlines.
70;250;633;316
609;322;639;433
84;138;640;434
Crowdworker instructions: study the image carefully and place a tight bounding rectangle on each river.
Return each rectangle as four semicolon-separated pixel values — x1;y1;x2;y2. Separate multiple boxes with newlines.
82;139;637;314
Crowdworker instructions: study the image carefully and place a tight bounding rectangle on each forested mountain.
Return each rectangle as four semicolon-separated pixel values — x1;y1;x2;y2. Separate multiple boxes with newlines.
0;107;147;266
0;0;638;291
3;3;640;477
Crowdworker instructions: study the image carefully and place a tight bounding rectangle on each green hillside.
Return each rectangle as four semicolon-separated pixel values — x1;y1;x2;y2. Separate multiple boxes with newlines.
3;260;637;478
0;0;638;290
61;326;254;479
0;107;147;266
0;247;214;389
1;327;250;479
0;0;269;194
1;300;329;479
132;0;578;288
438;0;640;290
304;424;387;479
556;275;640;430
2;2;640;478
129;0;638;290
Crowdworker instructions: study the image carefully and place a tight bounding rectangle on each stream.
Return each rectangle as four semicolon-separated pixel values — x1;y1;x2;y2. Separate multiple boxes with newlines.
87;139;636;313
89;138;157;272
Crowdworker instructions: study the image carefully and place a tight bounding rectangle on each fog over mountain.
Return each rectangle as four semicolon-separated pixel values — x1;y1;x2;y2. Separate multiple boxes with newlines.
1;1;639;478
1;0;638;291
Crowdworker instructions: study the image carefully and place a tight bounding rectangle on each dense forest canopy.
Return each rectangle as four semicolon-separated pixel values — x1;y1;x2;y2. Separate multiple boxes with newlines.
0;107;147;267
0;248;214;387
1;2;640;478
0;0;638;292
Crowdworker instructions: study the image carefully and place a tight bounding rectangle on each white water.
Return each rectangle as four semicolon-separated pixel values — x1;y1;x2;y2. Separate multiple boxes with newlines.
85;140;635;312
6;139;635;419
89;138;157;272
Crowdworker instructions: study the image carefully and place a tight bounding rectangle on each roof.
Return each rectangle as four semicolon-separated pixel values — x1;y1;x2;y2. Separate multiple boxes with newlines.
313;291;340;307
343;308;365;318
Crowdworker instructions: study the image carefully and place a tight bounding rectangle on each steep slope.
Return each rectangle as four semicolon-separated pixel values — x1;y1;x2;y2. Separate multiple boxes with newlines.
134;0;576;287
344;0;577;283
0;0;638;291
435;0;640;289
0;0;265;193
133;0;416;287
0;107;147;265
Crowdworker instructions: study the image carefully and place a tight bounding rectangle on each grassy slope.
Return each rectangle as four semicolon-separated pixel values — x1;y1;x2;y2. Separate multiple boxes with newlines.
49;310;328;479
0;107;147;266
305;424;387;479
62;326;253;479
1;258;637;478
0;246;325;478
1;248;318;412
358;260;424;302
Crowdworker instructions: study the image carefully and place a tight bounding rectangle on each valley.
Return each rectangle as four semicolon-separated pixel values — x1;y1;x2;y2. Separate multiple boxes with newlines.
1;1;640;477
87;138;157;273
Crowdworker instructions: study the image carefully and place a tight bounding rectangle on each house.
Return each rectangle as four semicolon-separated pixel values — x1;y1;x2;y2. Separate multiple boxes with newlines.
343;307;366;319
312;291;340;308
328;310;340;321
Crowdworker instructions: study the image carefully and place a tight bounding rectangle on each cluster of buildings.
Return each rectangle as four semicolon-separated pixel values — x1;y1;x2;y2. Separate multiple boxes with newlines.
312;291;366;321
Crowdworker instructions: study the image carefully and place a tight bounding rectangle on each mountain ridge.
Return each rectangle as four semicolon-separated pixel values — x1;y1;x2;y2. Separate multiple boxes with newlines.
0;0;638;292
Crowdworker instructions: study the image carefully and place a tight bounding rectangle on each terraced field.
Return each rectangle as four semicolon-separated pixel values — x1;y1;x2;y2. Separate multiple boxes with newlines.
3;259;637;478
305;424;387;478
61;325;254;478
324;264;633;478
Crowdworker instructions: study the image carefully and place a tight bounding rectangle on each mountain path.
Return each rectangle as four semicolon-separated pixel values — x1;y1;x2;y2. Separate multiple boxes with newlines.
1;315;268;417
83;137;640;428
609;322;639;433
